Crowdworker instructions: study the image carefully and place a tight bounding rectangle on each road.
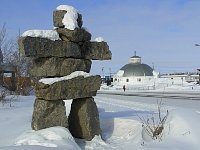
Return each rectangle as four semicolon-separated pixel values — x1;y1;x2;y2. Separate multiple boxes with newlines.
97;90;200;110
98;90;200;100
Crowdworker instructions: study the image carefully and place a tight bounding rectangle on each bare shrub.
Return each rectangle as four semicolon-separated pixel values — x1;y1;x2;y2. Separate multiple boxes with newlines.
138;100;169;141
0;87;8;100
0;86;10;105
0;88;19;107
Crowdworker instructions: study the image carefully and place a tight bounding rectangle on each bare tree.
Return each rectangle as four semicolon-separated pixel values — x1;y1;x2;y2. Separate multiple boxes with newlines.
0;24;32;95
0;23;6;63
0;24;16;64
0;24;31;76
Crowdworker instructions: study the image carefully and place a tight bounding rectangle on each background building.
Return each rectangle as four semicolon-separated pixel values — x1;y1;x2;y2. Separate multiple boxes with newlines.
113;52;159;87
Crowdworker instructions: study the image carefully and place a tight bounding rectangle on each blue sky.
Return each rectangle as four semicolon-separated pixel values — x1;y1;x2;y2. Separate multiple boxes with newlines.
1;0;200;75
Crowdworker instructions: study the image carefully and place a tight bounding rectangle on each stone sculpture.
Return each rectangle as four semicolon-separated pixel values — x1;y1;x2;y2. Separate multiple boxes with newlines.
18;5;111;141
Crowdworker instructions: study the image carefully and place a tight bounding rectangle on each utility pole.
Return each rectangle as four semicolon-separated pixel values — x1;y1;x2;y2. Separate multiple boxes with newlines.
197;69;200;85
152;62;154;70
101;67;104;83
109;68;111;78
194;44;200;84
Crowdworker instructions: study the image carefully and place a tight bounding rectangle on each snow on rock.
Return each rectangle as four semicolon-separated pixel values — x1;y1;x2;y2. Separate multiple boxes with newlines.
95;37;104;42
56;5;79;30
21;30;60;41
39;71;91;85
14;127;81;150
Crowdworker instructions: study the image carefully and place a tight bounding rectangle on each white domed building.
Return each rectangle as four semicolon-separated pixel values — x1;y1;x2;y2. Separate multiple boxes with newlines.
113;53;159;87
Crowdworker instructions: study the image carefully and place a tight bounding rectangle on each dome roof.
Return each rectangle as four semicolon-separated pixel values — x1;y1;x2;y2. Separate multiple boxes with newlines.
120;63;153;77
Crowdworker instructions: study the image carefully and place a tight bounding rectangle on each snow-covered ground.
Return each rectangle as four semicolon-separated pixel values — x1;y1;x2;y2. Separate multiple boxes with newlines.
0;85;200;149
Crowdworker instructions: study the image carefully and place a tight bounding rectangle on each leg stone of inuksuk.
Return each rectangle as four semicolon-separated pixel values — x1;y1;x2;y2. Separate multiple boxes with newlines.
68;97;101;141
32;99;68;130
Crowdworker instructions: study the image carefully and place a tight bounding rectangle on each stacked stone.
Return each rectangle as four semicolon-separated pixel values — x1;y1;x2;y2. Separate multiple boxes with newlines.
18;6;111;141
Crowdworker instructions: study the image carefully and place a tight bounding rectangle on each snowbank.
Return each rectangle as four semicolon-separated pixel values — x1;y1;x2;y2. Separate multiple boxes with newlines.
101;118;142;140
14;127;80;150
39;71;90;85
21;30;60;41
56;5;79;30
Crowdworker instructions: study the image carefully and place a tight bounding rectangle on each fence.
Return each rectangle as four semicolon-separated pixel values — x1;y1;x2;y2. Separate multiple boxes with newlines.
2;76;32;95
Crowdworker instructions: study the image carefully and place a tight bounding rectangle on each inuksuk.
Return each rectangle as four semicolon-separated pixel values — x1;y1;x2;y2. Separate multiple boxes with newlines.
18;5;111;141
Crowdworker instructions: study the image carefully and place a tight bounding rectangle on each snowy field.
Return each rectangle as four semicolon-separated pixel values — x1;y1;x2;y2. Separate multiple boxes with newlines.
0;87;200;150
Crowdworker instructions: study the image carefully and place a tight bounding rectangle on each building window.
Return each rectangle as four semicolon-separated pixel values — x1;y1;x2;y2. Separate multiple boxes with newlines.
137;78;141;82
126;78;129;82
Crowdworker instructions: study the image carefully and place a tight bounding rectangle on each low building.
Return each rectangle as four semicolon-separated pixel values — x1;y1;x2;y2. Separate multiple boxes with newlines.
0;63;17;91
